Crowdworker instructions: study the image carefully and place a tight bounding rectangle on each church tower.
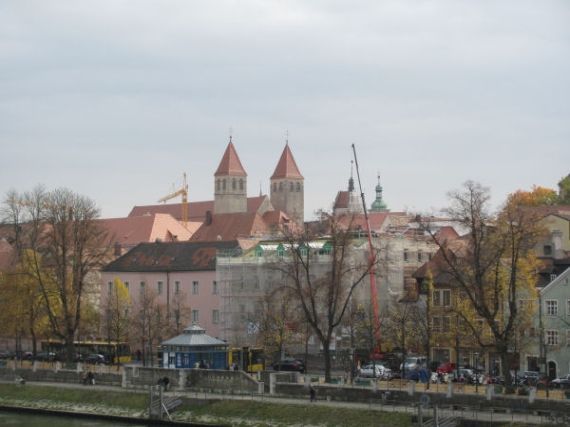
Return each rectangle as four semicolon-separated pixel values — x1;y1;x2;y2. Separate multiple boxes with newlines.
370;173;389;212
270;143;304;225
214;138;247;214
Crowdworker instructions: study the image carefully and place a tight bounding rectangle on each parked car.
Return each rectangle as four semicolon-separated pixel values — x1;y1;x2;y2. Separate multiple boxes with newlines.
551;374;570;389
400;356;427;373
35;351;57;362
436;362;456;374
359;363;392;379
272;358;305;373
84;353;106;364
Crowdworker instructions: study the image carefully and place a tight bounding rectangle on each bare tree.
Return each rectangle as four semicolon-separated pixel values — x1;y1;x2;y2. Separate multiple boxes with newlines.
420;181;542;386
130;287;167;367
2;187;109;365
277;214;374;382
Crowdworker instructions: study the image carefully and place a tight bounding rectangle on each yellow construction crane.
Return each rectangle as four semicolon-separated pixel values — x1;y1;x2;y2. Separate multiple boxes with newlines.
158;173;189;224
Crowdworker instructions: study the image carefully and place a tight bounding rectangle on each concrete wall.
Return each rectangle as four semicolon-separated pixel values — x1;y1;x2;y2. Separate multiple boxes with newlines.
123;366;260;394
0;367;121;386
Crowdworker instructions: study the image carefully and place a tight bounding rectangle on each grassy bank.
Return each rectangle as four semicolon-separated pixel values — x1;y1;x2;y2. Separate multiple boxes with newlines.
0;383;413;426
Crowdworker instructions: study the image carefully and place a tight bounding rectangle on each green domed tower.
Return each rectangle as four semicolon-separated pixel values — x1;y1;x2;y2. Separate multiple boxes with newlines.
370;173;388;212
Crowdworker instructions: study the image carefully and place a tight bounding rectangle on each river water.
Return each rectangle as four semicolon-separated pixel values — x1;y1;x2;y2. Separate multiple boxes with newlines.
0;411;148;426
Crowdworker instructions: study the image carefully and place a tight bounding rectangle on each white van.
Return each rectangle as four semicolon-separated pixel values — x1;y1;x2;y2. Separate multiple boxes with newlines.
400;356;427;372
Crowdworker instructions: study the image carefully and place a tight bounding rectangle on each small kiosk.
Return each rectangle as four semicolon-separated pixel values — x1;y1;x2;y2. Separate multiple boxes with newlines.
160;325;228;369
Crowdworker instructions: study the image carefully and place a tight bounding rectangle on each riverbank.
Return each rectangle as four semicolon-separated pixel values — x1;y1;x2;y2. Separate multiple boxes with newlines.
0;383;414;426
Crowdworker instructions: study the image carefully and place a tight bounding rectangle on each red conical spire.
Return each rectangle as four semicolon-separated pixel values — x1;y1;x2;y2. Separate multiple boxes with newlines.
271;144;303;179
214;138;247;177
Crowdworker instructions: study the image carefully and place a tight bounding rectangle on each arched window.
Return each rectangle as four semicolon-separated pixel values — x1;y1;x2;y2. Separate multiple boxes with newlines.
296;182;301;192
223;179;226;190
232;178;236;190
239;179;243;190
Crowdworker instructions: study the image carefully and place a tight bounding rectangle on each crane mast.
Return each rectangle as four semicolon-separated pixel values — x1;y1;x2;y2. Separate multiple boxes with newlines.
157;172;189;224
351;144;381;354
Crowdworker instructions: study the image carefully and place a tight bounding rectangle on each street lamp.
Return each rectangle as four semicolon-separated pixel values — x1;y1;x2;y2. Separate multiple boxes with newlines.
474;352;479;394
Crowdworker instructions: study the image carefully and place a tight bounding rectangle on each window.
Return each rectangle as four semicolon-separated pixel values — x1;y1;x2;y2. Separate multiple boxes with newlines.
296;182;301;192
279;182;283;191
140;281;145;293
212;309;220;324
567;299;570;316
108;281;113;294
544;245;552;256
567;330;570;346
232;178;236;190
546;330;559;346
216;180;220;191
432;317;441;332
192;310;199;323
222;179;226;190
272;182;277;192
433;289;451;307
124;281;129;290
239;179;243;190
546;300;558;316
417;251;422;262
403;249;409;262
175;281;180;295
192;281;199;295
550;274;557;282
157;281;163;295
212;281;218;295
290;182;294;191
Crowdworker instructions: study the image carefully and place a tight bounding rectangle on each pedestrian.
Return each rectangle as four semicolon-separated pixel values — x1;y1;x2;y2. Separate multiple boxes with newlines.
309;384;316;402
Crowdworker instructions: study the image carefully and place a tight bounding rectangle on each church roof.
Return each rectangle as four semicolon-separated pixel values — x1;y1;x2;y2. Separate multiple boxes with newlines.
271;144;303;179
128;196;268;222
214;140;247;177
334;191;350;209
97;214;195;249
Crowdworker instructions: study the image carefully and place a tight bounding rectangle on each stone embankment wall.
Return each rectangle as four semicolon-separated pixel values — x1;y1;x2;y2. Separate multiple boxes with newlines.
123;366;261;393
275;381;570;414
0;367;121;386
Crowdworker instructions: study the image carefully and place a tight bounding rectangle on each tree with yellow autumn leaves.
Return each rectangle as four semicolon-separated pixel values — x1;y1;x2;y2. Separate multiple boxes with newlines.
420;181;543;387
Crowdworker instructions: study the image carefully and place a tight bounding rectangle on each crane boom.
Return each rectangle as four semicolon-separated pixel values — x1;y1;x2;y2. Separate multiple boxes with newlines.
351;144;381;354
157;173;189;224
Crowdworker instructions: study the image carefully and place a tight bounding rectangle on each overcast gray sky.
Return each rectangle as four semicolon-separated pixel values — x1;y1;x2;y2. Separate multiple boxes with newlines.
1;0;568;220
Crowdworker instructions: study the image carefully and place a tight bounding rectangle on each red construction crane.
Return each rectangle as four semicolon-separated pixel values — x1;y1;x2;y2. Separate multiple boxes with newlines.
351;144;381;354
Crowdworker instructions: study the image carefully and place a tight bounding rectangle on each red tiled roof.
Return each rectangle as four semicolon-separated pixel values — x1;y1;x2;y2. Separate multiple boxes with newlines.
434;226;460;243
271;144;303;179
214;141;247;177
190;212;270;242
97;214;193;249
337;212;401;232
128;196;267;222
334;191;349;209
190;209;290;242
